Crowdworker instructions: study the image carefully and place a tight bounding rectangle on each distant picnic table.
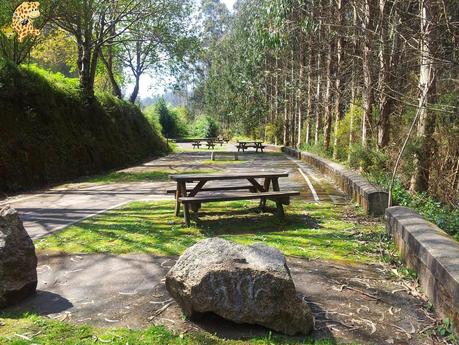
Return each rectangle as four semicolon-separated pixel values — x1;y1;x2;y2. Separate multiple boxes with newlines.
169;171;299;226
191;138;230;149
236;141;265;153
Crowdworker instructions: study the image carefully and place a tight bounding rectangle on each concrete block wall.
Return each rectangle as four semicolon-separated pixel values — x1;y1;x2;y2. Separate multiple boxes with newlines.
280;147;388;216
386;206;459;334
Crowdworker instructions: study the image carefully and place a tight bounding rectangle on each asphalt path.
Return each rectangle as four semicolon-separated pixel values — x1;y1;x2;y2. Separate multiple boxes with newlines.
2;144;346;240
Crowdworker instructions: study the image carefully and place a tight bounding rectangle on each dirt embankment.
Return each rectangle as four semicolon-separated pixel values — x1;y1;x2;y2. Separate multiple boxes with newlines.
0;63;169;196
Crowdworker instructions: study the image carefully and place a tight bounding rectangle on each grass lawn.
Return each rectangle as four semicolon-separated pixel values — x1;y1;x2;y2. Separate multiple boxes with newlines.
84;169;217;184
0;313;355;345
3;200;384;345
36;200;386;263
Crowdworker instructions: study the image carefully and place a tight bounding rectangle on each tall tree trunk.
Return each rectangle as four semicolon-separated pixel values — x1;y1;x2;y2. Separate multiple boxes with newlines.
410;0;437;193
323;18;333;151
129;74;141;103
283;73;289;146
274;56;279;145
361;0;374;148
129;42;142;103
297;45;304;149
332;0;344;159
100;49;123;99
290;48;296;147
305;43;313;145
377;0;395;149
314;17;322;145
348;3;358;163
78;40;95;100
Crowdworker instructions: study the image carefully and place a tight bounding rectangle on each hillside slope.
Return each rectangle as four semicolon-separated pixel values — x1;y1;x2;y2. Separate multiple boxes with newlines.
0;63;168;195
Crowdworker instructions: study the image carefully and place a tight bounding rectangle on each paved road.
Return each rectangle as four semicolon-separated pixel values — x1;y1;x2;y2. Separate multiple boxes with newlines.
1;145;346;240
6;253;434;344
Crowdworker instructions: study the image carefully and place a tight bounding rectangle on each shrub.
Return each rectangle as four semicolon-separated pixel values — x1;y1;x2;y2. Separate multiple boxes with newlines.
368;174;459;239
192;115;219;138
144;99;188;139
349;144;388;175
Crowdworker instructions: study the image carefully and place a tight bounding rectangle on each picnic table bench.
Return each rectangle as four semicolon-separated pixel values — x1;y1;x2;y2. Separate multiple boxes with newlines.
236;141;265;153
190;139;218;149
170;172;299;226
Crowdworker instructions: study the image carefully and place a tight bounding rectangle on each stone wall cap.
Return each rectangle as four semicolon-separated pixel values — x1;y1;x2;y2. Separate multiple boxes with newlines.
386;206;459;294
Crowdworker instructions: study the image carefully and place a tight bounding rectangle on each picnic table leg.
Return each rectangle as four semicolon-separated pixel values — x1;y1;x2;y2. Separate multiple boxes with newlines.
260;177;271;209
271;178;285;216
175;181;186;216
174;182;182;216
184;203;191;227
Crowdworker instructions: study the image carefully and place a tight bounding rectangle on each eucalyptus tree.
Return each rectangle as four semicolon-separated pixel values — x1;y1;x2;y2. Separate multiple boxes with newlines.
109;0;198;102
52;0;151;100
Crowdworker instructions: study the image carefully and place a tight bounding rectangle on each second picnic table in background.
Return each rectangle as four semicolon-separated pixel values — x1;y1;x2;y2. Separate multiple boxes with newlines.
236;141;265;153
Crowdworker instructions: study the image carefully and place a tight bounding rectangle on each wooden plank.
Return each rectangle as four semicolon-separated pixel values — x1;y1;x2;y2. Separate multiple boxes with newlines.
247;178;265;192
170;172;289;182
179;191;300;203
188;180;207;197
167;185;256;194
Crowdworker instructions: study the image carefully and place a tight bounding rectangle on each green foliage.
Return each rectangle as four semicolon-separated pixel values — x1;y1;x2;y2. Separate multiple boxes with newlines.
0;63;167;194
192;114;219;138
348;145;388;176
144;98;189;138
31;29;78;76
369;174;459;239
333;101;364;160
436;318;458;343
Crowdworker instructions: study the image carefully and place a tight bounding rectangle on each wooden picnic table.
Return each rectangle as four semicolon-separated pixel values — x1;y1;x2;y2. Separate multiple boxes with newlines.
170;171;298;226
190;138;219;149
236;141;265;153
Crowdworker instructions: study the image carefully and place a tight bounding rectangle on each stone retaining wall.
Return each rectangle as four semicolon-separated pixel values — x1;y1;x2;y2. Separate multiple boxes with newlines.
386;206;459;334
281;147;388;216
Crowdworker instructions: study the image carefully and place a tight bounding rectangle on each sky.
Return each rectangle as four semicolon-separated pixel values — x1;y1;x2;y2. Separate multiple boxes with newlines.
222;0;236;10
127;0;236;101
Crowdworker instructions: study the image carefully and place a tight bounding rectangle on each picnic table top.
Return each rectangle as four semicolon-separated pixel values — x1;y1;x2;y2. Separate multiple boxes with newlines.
170;171;288;182
237;141;264;144
191;138;212;142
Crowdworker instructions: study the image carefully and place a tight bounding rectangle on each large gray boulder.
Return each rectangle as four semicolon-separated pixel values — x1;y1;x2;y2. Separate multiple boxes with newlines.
0;206;37;307
166;238;313;336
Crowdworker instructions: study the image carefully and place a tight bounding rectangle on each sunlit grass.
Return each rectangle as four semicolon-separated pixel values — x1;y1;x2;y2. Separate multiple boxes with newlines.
84;169;217;184
0;312;345;345
36;200;385;263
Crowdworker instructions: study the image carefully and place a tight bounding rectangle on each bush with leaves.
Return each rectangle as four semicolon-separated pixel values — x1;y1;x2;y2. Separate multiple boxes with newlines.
192;115;219;138
144;99;189;139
